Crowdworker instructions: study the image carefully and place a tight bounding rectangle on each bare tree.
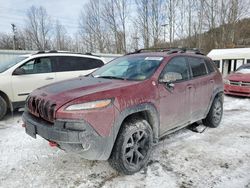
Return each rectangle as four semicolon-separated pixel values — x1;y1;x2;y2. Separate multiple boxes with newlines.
0;33;13;49
166;0;178;46
101;0;128;53
150;0;164;47
53;20;69;50
25;6;52;50
79;0;107;52
135;0;150;48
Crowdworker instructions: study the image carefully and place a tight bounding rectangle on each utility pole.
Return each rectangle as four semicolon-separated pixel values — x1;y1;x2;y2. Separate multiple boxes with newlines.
161;24;168;42
11;23;17;50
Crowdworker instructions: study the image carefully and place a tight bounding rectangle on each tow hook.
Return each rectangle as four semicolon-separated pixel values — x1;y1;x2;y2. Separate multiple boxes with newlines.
49;141;58;147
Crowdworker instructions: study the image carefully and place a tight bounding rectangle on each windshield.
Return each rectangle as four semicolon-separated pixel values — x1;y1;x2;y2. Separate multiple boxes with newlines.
92;56;163;81
236;65;250;74
0;56;27;73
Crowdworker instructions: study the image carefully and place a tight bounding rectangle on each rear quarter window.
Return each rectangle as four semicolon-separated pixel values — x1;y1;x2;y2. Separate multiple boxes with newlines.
188;57;207;78
205;59;215;73
55;56;104;72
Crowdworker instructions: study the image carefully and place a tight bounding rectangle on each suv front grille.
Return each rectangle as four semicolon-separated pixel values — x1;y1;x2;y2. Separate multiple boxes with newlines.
27;96;56;123
229;81;250;87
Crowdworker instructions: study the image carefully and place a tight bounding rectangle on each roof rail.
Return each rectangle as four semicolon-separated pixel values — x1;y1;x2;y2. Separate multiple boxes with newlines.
32;50;101;57
126;47;204;55
36;51;45;54
48;50;58;53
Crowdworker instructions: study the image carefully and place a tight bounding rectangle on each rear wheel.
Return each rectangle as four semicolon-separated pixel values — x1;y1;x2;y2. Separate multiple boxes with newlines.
109;119;153;175
0;96;7;120
203;95;223;128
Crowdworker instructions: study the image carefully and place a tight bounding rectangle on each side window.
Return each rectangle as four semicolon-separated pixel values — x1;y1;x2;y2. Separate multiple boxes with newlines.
213;60;220;68
161;57;189;82
56;56;74;72
56;56;104;72
21;59;35;74
82;58;104;69
188;57;207;78
19;57;52;74
205;59;215;73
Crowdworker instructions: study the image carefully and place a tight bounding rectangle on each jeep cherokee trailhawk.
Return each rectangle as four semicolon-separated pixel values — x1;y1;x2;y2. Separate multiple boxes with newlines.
23;48;224;174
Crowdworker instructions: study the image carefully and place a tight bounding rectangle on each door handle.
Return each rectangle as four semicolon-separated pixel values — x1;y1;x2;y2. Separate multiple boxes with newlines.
45;77;54;80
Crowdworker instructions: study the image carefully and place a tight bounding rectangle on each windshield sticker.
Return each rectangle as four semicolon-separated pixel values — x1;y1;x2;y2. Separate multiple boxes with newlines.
145;57;163;61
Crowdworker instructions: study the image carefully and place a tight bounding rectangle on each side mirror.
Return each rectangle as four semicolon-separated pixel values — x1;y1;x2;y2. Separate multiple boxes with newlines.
13;68;25;75
159;72;182;83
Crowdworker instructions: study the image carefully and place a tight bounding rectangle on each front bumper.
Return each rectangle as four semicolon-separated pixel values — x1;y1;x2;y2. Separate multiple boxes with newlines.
22;112;114;160
224;84;250;97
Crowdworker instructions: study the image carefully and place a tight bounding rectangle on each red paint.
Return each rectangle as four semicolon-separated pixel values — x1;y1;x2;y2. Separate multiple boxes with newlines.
26;53;222;137
225;72;250;97
49;141;58;147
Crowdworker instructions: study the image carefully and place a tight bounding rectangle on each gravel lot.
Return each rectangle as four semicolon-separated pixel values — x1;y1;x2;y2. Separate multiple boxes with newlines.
0;96;250;188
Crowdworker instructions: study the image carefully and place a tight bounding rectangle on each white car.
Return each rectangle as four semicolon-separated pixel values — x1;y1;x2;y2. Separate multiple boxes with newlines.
0;51;106;119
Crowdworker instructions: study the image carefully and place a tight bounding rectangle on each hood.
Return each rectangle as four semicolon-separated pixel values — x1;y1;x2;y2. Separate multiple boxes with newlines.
30;76;140;109
226;72;250;82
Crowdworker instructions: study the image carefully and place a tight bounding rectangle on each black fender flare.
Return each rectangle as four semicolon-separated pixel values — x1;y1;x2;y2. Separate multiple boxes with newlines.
100;103;160;160
205;87;224;116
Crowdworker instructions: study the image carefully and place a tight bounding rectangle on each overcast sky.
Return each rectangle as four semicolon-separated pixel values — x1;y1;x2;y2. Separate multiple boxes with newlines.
0;0;88;35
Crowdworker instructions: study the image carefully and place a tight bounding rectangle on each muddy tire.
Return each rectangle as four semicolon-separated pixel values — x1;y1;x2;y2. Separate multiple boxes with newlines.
108;119;153;175
0;96;7;120
203;95;223;128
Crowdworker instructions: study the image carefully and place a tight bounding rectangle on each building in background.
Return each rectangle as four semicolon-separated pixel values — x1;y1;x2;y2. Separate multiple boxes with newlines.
207;48;250;77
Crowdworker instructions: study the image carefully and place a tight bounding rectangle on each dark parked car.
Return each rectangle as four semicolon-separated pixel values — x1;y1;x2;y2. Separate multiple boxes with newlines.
224;64;250;97
22;49;224;174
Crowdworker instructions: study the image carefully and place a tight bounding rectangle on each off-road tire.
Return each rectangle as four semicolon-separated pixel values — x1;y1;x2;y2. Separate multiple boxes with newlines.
203;95;223;128
0;96;7;120
109;119;153;175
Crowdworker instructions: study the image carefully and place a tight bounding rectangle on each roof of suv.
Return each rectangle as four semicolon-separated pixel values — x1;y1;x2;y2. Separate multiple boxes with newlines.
28;50;105;61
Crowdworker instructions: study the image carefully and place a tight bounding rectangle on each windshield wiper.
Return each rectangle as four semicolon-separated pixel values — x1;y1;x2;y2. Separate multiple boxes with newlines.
95;76;126;80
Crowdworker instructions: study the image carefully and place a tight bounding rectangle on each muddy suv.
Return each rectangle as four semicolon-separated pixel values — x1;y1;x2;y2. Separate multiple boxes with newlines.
23;48;223;174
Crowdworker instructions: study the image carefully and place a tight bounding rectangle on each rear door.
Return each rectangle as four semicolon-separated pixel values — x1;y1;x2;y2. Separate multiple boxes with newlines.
158;56;193;135
11;57;56;102
54;56;104;82
187;57;213;121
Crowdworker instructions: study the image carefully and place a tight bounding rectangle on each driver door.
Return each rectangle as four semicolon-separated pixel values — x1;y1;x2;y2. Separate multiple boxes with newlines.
158;56;193;135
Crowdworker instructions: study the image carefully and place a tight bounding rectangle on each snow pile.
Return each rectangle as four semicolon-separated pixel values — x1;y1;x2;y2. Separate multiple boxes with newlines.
0;96;250;188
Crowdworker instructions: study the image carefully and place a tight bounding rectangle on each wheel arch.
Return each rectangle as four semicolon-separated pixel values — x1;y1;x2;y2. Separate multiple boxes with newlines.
205;88;224;116
113;103;160;143
100;103;160;160
0;90;12;111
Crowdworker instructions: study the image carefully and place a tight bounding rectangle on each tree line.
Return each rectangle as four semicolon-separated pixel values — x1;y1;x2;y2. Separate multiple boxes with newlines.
0;0;249;54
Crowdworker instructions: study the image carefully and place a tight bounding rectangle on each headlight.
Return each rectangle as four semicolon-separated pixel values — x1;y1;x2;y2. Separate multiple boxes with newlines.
65;99;112;111
223;79;230;85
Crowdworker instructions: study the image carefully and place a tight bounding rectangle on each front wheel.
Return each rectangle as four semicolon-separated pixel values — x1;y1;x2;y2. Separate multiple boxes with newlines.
109;119;153;175
203;95;223;128
0;96;7;120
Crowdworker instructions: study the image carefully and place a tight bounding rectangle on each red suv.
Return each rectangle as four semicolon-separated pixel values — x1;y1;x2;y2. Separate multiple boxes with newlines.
23;49;224;174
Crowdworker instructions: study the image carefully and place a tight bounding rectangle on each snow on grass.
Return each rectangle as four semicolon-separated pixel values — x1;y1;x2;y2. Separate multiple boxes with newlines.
0;95;250;188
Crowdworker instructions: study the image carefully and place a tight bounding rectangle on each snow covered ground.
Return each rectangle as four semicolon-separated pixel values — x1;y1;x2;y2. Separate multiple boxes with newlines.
0;96;250;188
